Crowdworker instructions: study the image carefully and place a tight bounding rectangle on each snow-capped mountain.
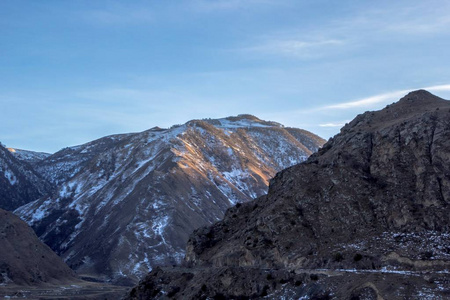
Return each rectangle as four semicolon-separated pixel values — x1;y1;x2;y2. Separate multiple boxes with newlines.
15;115;325;284
0;143;52;211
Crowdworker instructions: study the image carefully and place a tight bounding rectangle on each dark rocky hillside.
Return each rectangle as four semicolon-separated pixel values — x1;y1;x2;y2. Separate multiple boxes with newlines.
0;144;52;211
0;208;77;286
15;115;324;284
7;148;51;164
127;90;450;299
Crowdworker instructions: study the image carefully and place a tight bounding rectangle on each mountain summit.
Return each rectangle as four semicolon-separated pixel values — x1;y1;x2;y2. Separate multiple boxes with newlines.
128;91;450;299
15;115;324;284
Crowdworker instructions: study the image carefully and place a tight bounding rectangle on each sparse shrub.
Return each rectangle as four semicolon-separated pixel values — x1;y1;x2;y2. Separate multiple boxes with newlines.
167;286;180;298
353;253;363;262
333;252;344;262
421;251;433;260
310;274;319;281
260;285;270;297
213;293;227;300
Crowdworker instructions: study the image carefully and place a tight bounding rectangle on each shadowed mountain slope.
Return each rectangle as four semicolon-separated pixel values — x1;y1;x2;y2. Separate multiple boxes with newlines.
0;208;77;286
0;144;52;211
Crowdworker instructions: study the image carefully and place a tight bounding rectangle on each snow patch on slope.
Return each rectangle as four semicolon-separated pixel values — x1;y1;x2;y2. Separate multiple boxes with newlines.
3;168;17;185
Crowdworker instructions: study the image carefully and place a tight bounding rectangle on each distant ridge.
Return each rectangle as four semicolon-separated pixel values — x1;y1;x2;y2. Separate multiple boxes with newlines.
0;144;52;211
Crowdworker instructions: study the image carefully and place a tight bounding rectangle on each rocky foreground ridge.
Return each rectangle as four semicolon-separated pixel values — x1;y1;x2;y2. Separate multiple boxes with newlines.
128;90;450;299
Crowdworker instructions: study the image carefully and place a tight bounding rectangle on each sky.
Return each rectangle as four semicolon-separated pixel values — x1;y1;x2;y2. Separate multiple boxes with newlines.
1;0;450;153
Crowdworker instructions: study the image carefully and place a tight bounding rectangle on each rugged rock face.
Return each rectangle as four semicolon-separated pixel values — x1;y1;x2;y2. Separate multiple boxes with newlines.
0;208;77;286
15;115;324;284
0;144;52;211
128;90;450;299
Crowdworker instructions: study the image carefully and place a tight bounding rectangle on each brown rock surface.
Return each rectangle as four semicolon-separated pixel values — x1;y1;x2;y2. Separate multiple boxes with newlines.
0;208;77;286
127;90;450;299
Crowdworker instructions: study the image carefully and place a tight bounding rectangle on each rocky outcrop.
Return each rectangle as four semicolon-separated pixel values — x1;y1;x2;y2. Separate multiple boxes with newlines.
15;115;324;284
128;90;450;299
0;144;52;211
0;208;77;286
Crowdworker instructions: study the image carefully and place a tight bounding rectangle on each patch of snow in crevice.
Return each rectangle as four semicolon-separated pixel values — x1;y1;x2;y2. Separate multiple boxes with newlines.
153;215;170;246
3;168;17;185
0;272;12;286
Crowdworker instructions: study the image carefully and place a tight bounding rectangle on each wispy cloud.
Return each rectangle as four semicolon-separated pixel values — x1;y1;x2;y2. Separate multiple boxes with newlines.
382;4;450;35
191;0;277;12
80;7;154;25
319;121;350;128
426;84;450;92
323;90;410;110
321;84;450;110
237;1;450;60
241;38;346;58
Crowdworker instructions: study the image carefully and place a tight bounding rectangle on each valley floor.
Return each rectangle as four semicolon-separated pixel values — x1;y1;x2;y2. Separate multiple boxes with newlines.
128;266;450;299
0;282;129;300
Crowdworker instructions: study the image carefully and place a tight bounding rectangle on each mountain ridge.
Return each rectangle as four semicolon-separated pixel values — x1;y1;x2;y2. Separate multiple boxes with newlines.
15;115;325;284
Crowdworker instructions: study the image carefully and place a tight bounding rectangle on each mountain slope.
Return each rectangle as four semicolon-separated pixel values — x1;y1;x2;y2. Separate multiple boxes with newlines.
0;208;77;286
128;91;450;299
7;148;51;164
0;144;52;211
15;115;325;284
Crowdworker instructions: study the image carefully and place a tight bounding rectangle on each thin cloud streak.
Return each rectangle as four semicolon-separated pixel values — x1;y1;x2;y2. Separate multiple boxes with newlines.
80;7;154;25
321;84;450;110
241;38;345;58
319;121;350;128
237;1;450;60
191;0;278;12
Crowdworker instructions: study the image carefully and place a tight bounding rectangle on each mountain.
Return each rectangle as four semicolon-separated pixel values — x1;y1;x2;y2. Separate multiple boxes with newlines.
0;208;77;286
7;148;51;164
127;91;450;299
15;115;325;284
0;144;52;211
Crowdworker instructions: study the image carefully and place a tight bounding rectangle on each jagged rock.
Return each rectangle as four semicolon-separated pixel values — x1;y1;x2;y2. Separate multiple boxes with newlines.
127;90;450;299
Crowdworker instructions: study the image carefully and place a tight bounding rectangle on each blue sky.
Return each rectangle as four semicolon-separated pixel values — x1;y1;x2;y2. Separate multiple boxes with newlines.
1;0;450;153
